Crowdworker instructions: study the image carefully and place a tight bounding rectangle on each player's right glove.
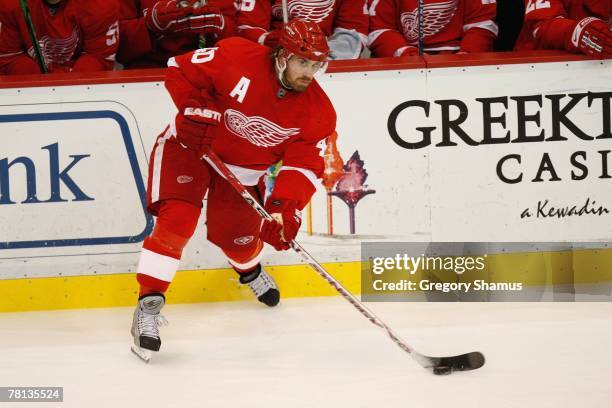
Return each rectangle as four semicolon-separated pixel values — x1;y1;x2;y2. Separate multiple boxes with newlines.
175;94;221;156
395;45;419;57
145;1;193;35
260;198;302;251
566;17;612;59
189;4;225;39
259;30;282;48
145;0;223;37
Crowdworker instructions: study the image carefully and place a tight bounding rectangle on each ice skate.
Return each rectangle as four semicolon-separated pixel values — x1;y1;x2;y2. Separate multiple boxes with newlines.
239;264;280;307
130;293;168;363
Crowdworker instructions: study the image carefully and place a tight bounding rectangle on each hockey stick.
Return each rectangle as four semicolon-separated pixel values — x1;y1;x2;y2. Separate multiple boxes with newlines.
202;149;485;375
281;0;289;24
417;0;424;56
18;0;47;73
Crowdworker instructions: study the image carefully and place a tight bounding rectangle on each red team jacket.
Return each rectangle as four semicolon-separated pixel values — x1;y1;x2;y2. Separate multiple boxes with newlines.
118;0;238;68
237;0;369;45
515;0;611;51
368;0;498;56
0;0;119;75
166;37;336;208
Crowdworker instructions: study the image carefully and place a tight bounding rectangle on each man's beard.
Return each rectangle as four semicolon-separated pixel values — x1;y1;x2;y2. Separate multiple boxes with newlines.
290;76;312;92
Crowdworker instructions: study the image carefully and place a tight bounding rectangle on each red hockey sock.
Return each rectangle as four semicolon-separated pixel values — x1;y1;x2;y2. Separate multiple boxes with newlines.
137;274;171;296
137;200;201;296
156;199;201;241
224;240;264;274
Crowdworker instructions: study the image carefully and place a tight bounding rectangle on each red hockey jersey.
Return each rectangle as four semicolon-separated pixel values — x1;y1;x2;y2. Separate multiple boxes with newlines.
0;0;119;75
118;0;238;68
165;37;336;207
515;0;611;51
368;0;498;56
237;0;369;48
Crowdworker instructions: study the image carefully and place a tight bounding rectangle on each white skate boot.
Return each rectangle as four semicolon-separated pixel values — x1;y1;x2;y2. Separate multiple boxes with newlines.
239;264;280;307
130;293;167;363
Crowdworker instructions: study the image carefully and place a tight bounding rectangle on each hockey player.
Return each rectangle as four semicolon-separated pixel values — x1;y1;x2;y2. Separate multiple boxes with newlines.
237;0;369;60
118;0;236;69
368;0;498;57
514;0;611;59
0;0;119;75
131;19;336;361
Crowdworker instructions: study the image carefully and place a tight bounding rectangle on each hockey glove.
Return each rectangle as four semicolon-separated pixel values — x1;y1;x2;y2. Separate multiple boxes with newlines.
395;46;419;57
145;1;193;34
189;5;225;38
259;30;282;48
260;198;302;251
175;96;221;156
145;0;222;37
567;17;612;59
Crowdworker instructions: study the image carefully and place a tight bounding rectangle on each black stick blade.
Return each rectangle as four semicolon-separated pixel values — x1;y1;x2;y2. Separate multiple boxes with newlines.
430;352;485;375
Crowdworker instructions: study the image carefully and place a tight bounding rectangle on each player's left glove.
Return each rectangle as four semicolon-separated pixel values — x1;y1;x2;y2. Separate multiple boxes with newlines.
567;17;612;59
260;198;302;251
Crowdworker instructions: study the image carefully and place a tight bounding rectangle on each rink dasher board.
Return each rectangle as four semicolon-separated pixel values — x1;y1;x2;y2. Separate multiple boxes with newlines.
0;55;610;310
1;248;611;312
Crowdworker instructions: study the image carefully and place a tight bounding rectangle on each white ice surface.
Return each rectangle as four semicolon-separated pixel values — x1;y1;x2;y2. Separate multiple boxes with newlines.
0;298;611;408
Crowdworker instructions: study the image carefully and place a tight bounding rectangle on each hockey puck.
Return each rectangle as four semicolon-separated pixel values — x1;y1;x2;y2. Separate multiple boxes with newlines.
433;366;452;375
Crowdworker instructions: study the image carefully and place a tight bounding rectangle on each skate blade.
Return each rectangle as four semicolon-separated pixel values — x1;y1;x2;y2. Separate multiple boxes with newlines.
131;345;154;363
